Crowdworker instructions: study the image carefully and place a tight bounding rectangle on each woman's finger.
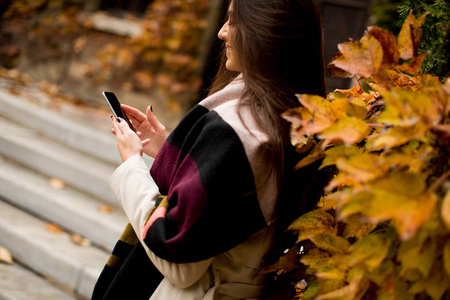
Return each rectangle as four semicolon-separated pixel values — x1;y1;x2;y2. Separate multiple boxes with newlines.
111;117;123;138
122;104;146;124
146;105;166;132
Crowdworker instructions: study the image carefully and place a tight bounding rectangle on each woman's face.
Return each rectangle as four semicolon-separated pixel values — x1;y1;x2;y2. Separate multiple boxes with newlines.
217;3;241;72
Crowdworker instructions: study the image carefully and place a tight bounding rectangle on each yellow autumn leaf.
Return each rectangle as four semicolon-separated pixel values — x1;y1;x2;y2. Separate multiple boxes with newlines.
288;210;335;241
294;141;325;170
335;153;386;183
423;262;450;300
366;122;428;151
397;11;429;60
342;214;377;240
321;144;363;169
398;234;436;278
364;173;437;240
442;190;450;232
329;34;383;78
309;233;351;255
379;144;432;173
444;240;450;278
377;88;439;126
318;117;371;147
316;267;370;300
297;94;348;122
349;233;391;272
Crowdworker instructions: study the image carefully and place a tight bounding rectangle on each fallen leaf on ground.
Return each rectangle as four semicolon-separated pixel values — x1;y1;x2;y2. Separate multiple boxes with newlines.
98;205;114;214
0;246;13;264
48;178;65;189
45;222;64;233
71;233;92;247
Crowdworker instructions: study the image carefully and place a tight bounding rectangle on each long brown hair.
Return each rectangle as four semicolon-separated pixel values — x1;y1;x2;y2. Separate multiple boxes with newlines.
210;0;326;191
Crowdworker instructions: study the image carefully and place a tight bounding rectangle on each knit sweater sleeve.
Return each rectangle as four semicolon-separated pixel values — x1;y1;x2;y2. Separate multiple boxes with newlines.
109;155;213;288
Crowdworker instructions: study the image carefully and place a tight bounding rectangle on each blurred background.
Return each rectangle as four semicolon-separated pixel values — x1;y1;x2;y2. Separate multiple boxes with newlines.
0;0;407;129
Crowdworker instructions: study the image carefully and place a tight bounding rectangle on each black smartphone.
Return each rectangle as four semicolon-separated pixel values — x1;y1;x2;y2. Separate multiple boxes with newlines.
102;91;136;132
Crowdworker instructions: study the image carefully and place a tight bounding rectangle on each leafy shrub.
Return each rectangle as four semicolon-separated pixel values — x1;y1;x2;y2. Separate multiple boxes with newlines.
271;11;450;300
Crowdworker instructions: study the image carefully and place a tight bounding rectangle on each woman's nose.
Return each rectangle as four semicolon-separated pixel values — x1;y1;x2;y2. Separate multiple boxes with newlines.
218;21;228;40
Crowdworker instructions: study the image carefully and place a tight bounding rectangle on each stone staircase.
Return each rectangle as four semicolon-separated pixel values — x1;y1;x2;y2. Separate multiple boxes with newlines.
0;88;137;299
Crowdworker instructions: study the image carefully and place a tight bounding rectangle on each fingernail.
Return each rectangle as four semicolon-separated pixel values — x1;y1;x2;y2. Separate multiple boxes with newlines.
150;105;153;112
117;117;123;123
110;115;113;119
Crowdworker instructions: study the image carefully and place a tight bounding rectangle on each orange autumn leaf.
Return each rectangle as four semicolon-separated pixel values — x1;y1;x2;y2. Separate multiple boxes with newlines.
48;178;65;189
397;10;429;60
71;233;92;247
367;26;399;65
98;205;114;214
327;52;353;78
45;222;64;233
329;34;383;78
397;52;427;75
0;245;13;264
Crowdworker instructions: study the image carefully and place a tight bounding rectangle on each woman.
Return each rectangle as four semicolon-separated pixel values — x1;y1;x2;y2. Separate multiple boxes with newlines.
92;0;327;299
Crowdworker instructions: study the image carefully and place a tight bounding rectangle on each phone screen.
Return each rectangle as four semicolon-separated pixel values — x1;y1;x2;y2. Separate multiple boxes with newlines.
102;91;136;132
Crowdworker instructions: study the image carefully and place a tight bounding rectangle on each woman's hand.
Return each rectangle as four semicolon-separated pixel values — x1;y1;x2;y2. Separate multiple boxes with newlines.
111;116;150;162
119;105;168;158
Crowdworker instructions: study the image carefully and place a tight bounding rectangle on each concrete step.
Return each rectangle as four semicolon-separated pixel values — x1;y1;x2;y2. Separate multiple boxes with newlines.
0;263;78;300
0;157;127;251
0;89;121;166
0;200;110;299
0;116;119;206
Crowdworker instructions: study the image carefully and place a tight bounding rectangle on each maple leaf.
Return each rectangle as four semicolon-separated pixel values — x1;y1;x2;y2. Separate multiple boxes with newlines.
397;11;429;60
377;88;440;126
360;172;436;240
321;144;363;169
342;214;377;240
348;233;392;272
398;233;436;278
366;122;428;151
397;52;427;75
318;117;371;148
288;210;336;241
283;95;347;135
315;267;370;300
328;34;383;78
327;53;353;78
309;233;351;255
367;26;399;65
294;141;326;170
378;144;433;173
